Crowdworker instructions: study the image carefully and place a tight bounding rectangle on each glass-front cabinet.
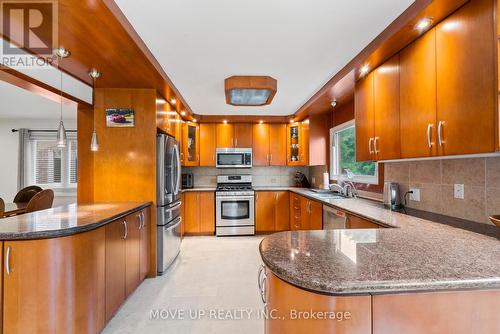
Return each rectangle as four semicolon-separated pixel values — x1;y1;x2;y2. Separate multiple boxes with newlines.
182;122;199;166
287;121;309;166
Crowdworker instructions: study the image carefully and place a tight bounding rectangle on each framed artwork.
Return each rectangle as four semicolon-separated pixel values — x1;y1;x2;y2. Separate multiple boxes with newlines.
105;108;135;127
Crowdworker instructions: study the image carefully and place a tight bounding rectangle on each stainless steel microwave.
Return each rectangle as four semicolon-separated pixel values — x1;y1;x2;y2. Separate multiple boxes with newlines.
216;148;252;168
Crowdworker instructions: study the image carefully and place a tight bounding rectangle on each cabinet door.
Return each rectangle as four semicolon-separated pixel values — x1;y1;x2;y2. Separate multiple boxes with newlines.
253;123;270;166
290;193;302;230
3;229;106;333
180;192;186;237
183;122;200;166
125;213;141;296
436;0;496;155
300;121;310;165
200;123;217;166
216;123;234;148
105;219;127;322
199;192;215;234
355;72;375;162
269;123;287;166
256;192;276;232
299;196;310;230
275;191;290;231
309;200;323;230
287;124;302;166
234;123;253;148
184;192;200;234
139;208;150;280
373;54;401;160
347;214;380;229
400;29;438;158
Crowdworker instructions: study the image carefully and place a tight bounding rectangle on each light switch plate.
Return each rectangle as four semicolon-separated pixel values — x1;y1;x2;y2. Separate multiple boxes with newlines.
454;184;465;199
409;188;421;202
312;177;316;184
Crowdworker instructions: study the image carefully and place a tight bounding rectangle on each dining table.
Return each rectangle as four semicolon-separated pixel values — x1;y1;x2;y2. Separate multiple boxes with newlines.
2;202;28;218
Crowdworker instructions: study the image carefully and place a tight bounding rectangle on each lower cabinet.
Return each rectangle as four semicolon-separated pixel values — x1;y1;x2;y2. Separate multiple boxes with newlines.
255;191;290;233
346;213;382;229
184;191;215;235
290;194;323;230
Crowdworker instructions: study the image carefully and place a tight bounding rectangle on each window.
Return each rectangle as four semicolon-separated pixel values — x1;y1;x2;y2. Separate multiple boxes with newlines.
25;130;77;191
330;120;378;184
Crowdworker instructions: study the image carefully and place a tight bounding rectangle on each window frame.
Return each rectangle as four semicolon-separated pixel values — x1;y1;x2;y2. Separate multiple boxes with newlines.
25;131;77;195
330;120;379;185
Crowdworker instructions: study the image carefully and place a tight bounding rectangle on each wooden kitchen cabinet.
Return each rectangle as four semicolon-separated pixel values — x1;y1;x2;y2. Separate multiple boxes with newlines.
180;192;186;237
346;213;381;229
182;122;200;166
125;213;141;296
253;123;270;166
355;72;375;162
355;55;401;161
287;122;309;166
105;219;127;322
255;191;290;233
216;123;234;148
269;123;287;166
139;208;150;281
200;123;217;166
290;194;322;230
400;29;438;158
373;54;401;160
184;191;215;235
435;0;496;156
3;229;106;334
234;123;253;148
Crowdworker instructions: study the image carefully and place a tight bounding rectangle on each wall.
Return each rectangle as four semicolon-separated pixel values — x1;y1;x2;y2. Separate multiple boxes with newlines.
184;166;309;188
385;157;500;225
0;117;77;206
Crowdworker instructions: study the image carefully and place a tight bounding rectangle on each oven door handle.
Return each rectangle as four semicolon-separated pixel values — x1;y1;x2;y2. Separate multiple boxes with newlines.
216;196;255;201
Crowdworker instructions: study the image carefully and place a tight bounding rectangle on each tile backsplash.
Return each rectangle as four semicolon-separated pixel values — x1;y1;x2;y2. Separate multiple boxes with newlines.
183;166;309;188
385;157;500;225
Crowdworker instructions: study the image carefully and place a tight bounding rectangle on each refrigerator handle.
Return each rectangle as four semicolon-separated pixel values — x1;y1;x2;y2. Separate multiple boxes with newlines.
173;143;181;195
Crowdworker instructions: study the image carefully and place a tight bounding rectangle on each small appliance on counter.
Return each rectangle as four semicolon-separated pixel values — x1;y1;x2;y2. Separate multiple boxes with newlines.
383;182;402;210
182;173;194;189
294;172;310;188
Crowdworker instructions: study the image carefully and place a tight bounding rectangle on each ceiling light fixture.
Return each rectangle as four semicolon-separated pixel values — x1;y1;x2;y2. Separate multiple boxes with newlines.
359;64;370;77
192;118;197;123
89;68;101;152
415;18;433;32
225;76;277;106
156;98;166;104
259;120;264;124
290;119;295;123
223;120;228;124
331;100;337;108
55;48;70;148
180;110;186;116
170;98;177;105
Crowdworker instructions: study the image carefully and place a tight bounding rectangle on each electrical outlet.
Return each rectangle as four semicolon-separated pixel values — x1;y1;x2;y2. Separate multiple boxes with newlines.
454;184;464;199
312;177;316;184
270;177;278;184
409;188;421;202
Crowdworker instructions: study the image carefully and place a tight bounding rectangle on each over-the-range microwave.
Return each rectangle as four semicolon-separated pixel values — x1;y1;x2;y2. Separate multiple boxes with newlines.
216;148;252;168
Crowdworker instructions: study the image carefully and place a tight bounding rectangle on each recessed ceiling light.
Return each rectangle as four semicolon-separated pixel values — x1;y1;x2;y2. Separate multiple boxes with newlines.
259;120;264;124
360;64;370;76
180;110;186;116
192;118;197;123
170;98;177;105
415;18;433;32
156;98;166;104
225;76;277;106
290;119;294;123
223;120;228;124
331;100;337;108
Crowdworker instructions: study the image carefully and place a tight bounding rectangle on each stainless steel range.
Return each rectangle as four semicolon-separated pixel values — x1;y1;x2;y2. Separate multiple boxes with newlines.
215;175;255;236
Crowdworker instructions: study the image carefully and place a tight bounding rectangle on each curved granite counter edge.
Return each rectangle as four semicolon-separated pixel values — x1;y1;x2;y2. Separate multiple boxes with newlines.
0;202;152;240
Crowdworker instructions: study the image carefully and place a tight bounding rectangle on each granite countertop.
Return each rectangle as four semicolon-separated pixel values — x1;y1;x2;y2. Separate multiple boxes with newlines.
182;187;216;192
260;190;500;296
0;202;151;240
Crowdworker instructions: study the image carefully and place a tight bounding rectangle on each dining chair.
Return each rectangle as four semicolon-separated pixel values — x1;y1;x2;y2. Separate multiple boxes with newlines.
25;189;54;213
0;198;4;217
13;186;43;203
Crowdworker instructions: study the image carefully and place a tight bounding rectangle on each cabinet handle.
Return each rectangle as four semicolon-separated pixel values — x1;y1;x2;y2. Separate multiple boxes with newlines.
374;137;380;155
368;138;374;155
258;264;267;306
427;124;434;148
275;193;278;201
5;246;11;275
269;154;272;163
266;154;269;163
235;138;238;147
213;154;215;162
438;121;445;146
122;221;128;239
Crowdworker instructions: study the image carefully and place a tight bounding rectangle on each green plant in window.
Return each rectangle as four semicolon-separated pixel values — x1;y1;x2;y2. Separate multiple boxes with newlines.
339;127;375;177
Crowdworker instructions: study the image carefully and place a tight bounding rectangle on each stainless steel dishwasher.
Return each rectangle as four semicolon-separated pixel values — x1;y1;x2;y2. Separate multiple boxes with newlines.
323;206;347;229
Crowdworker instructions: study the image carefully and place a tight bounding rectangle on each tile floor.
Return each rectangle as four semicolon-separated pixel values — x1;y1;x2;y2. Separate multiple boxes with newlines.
103;236;265;334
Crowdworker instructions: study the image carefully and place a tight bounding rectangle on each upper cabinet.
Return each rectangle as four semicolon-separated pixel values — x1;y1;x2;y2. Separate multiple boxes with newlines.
199;123;216;166
216;123;234;148
253;123;287;166
435;0;496;155
182;122;200;166
287;121;309;166
234;123;253;148
355;55;401;162
355;0;497;161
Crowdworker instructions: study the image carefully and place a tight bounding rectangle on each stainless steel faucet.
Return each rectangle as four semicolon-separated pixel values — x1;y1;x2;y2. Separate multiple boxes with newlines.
343;182;358;199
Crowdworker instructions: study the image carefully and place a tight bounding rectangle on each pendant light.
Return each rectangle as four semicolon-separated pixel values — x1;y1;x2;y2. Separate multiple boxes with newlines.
55;48;70;148
88;68;101;152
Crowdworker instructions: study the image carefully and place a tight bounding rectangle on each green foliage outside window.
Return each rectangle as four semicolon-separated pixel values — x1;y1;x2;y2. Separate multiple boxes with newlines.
338;126;376;177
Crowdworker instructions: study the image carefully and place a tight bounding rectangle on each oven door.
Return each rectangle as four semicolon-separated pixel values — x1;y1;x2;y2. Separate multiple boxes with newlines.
216;195;255;227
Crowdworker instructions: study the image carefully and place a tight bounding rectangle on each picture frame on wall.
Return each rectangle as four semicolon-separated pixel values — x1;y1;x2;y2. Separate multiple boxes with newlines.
105;108;135;127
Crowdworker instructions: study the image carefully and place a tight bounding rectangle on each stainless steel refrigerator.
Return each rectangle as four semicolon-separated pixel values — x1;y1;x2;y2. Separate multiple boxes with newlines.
156;132;182;275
